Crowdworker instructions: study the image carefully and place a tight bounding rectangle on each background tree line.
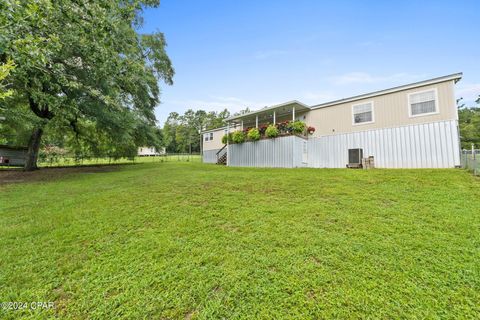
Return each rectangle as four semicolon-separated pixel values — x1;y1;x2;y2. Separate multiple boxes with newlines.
458;96;480;150
161;109;230;153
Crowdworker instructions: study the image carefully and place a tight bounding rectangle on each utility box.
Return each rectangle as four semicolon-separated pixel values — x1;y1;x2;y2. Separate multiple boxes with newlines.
347;148;363;168
362;156;375;169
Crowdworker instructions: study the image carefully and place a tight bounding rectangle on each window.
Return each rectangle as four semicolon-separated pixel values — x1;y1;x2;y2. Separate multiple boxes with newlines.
352;102;374;125
204;132;214;142
408;89;438;117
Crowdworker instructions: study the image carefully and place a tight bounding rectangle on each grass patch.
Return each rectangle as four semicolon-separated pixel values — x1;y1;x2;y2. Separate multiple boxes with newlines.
0;163;479;319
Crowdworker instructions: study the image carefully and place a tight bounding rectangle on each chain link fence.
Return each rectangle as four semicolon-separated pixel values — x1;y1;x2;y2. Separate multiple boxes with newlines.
37;153;201;168
461;149;480;176
0;152;202;169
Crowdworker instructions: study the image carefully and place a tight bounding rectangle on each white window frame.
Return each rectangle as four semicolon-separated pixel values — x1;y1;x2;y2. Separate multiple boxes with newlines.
204;133;210;142
407;88;439;118
209;132;213;141
351;101;375;126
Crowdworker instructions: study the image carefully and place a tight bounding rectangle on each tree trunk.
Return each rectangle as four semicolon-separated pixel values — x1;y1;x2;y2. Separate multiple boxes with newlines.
24;127;43;171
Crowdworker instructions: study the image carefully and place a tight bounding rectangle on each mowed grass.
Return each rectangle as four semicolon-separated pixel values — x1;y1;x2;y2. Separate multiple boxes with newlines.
0;163;479;319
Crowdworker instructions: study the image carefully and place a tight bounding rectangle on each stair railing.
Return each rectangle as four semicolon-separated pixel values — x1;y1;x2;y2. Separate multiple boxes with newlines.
216;144;227;163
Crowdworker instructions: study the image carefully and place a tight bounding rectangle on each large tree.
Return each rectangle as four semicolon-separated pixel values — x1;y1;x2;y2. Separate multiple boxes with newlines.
0;0;174;170
0;59;14;100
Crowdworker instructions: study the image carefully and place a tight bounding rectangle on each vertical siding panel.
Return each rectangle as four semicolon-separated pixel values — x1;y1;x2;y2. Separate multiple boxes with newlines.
436;122;445;167
451;121;461;166
431;123;439;168
400;127;407;168
444;121;454;167
404;125;412;168
423;124;432;168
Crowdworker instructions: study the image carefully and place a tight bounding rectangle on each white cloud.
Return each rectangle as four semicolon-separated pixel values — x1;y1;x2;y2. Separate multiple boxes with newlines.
456;83;480;101
331;72;427;85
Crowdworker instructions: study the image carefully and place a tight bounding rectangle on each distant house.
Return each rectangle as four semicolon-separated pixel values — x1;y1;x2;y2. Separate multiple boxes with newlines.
0;145;28;166
137;146;166;156
202;73;463;168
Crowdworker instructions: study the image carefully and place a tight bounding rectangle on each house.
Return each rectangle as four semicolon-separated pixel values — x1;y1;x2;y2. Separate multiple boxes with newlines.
137;146;166;156
0;145;28;166
202;73;463;168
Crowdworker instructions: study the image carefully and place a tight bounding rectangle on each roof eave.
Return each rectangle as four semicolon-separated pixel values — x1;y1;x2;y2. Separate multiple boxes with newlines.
310;72;463;110
226;100;310;122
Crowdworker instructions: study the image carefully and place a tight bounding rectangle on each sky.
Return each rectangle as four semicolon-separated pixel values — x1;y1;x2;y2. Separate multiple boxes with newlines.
141;0;480;125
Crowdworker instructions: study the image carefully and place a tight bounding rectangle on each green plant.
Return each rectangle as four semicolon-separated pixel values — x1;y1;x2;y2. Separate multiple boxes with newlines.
247;128;261;141
288;121;307;134
231;130;246;143
265;124;279;138
222;133;232;144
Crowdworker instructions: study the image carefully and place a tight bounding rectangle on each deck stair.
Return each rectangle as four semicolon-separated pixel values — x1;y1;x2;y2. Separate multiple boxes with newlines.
216;145;227;165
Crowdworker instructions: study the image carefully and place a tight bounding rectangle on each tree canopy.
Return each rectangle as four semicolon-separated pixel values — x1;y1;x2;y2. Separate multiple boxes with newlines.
458;97;480;149
0;0;174;169
162;109;230;153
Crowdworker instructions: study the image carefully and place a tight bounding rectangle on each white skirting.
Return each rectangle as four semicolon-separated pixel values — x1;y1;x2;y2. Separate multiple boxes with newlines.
307;120;460;168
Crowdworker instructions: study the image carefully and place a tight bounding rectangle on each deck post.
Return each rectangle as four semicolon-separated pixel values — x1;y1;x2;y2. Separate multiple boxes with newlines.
255;115;258;128
273;111;276;124
292;106;295;121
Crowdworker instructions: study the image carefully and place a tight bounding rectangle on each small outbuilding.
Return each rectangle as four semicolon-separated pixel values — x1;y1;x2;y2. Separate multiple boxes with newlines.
137;146;166;156
0;145;28;167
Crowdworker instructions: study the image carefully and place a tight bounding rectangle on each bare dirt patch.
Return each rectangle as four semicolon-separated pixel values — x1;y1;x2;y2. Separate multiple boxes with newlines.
0;165;123;185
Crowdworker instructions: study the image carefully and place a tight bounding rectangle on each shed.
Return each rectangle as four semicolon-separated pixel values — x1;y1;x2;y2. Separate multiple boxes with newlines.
0;145;28;167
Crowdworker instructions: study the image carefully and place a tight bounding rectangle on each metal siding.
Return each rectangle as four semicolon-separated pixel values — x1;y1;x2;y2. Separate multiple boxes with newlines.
229;136;306;168
202;149;219;163
0;148;26;166
307;120;459;168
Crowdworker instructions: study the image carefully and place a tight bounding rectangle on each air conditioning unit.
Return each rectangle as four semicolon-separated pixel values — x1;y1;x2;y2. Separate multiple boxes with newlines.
347;148;363;168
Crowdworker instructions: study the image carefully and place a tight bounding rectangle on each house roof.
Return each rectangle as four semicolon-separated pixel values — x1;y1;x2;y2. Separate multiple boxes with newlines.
226;100;310;122
310;72;462;110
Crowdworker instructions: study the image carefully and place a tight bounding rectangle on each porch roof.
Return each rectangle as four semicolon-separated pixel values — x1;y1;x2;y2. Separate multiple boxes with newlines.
226;100;310;124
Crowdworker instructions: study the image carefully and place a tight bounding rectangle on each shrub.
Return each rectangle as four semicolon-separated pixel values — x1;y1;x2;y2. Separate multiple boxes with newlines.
222;133;231;144
231;130;246;143
288;120;306;134
277;121;290;133
247;128;260;141
259;125;268;135
265;124;279;138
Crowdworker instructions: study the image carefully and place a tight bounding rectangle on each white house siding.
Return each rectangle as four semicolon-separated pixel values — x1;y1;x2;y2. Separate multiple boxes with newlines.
305;81;457;137
228;135;306;168
307;120;460;168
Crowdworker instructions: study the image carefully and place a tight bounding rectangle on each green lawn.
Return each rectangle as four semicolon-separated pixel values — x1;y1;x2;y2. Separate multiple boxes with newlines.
0;163;479;319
